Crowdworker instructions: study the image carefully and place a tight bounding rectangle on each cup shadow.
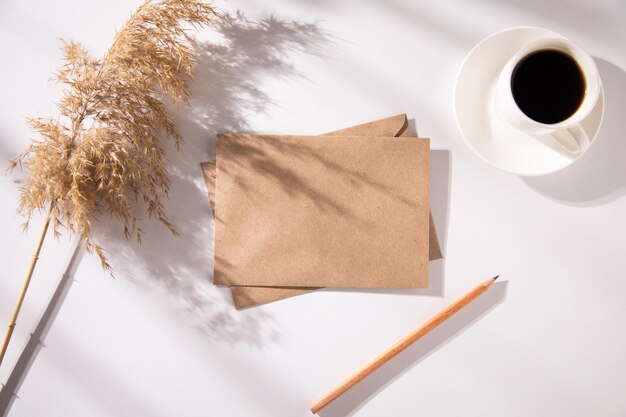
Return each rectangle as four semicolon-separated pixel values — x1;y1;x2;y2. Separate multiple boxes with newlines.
521;58;626;205
316;280;508;417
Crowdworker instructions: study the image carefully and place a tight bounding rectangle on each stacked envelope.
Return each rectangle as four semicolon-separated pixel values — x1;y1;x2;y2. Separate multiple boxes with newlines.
201;114;441;309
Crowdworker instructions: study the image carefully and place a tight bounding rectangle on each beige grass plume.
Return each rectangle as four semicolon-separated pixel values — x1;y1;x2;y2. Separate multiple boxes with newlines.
1;0;218;367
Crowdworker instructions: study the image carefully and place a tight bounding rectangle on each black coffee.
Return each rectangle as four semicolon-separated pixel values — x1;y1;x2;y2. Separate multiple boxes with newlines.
511;49;586;124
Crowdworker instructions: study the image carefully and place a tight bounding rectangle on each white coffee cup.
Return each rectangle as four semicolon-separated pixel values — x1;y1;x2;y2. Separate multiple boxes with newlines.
494;38;601;153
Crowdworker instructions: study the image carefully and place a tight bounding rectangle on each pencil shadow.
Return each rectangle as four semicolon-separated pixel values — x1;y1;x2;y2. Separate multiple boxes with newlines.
317;281;508;417
90;11;332;347
521;58;626;206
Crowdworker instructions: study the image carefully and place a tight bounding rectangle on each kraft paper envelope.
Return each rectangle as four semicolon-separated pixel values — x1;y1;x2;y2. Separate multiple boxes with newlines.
213;133;430;289
201;114;442;308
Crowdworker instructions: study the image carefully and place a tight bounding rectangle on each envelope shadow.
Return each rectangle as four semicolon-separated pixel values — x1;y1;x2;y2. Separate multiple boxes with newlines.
316;281;508;417
423;149;451;296
521;58;626;205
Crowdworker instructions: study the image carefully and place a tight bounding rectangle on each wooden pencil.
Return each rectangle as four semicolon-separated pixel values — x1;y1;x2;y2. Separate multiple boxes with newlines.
310;275;499;414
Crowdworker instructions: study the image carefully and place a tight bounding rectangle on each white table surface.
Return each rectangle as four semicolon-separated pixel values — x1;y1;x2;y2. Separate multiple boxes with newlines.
1;1;625;416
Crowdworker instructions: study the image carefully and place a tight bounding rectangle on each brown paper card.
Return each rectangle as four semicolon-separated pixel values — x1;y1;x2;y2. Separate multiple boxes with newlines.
201;115;442;309
213;133;430;288
201;114;411;215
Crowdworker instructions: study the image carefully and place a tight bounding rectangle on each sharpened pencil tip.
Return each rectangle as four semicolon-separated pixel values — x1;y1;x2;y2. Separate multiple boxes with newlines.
493;275;499;280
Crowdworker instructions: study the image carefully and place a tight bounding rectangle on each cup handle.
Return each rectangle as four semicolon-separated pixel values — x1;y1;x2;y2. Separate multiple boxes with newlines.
551;125;590;154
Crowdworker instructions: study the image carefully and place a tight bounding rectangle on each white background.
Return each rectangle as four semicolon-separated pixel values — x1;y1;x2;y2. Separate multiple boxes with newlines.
1;0;625;416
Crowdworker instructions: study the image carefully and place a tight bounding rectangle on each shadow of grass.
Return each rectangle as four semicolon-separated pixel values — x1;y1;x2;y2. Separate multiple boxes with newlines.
91;11;333;347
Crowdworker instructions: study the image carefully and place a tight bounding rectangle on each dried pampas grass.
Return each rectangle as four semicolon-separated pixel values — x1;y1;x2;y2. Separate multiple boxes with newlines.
11;0;218;270
1;0;218;368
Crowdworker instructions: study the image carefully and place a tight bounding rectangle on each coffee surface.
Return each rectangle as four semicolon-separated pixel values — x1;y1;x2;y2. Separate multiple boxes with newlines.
511;49;586;124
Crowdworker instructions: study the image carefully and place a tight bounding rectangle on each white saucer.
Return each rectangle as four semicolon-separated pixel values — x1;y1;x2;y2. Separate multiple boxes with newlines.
453;27;605;176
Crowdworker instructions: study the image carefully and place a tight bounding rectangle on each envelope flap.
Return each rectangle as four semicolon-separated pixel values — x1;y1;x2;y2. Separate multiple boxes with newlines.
326;114;408;137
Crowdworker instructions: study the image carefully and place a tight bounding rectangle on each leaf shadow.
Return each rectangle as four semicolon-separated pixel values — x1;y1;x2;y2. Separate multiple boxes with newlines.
92;11;334;347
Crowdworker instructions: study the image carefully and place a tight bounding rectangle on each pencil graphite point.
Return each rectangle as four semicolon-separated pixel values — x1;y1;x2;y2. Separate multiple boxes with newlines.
493;275;499;280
